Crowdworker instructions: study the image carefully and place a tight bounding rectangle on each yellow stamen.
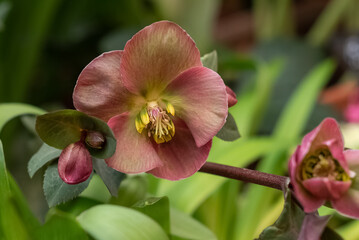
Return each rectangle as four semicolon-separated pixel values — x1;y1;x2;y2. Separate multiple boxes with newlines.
140;108;150;125
301;149;350;181
135;101;176;144
135;115;145;134
166;102;175;116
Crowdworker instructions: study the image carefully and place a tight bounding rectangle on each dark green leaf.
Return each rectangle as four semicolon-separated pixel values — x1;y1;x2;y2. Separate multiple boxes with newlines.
258;191;330;240
258;191;303;240
28;143;62;178
77;204;169;240
321;227;344;240
36;109;116;159
43;164;92;207
216;113;240;141
92;157;125;196
35;209;89;240
0;103;45;132
110;175;148;207
133;197;170;234
201;50;218;72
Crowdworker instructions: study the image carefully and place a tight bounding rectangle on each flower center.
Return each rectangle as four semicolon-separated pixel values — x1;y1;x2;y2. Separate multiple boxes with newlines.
300;149;349;181
135;101;175;144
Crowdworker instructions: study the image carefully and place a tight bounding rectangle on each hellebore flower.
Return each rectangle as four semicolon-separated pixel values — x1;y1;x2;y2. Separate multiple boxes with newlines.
73;21;230;180
289;118;359;218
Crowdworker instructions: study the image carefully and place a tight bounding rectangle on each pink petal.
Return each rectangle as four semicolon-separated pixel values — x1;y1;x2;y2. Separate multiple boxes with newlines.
58;141;92;184
226;86;237;107
344;150;359;169
165;67;228;147
106;112;163;173
299;118;347;171
302;178;351;200
148;119;212;180
73;50;133;122
120;21;202;95
331;188;359;219
289;146;325;212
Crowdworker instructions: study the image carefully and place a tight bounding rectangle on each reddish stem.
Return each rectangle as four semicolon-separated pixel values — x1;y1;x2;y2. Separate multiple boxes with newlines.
199;162;289;191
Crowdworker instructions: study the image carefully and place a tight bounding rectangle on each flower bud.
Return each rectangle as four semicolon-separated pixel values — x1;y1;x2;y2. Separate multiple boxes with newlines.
85;131;105;149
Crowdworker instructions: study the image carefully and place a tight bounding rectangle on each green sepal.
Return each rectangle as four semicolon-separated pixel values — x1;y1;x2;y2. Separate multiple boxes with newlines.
216;113;241;141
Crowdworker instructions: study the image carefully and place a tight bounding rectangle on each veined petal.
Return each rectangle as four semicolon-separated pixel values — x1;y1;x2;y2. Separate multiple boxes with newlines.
331;189;359;219
106;112;163;173
58;141;92;184
120;21;202;95
289;146;325;212
302;178;351;200
148;119;211;180
226;86;238;107
164;67;228;147
73;50;133;122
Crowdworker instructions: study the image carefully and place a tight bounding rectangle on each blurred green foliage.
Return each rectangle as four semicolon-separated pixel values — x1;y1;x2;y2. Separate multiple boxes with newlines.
1;0;359;239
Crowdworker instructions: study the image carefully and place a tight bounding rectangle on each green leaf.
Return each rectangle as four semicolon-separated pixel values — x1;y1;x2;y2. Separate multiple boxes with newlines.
258;191;330;240
36;109;116;159
0;103;45;132
156;137;290;213
35;209;89;240
273;59;335;140
0;0;61;102
193;180;239;240
170;208;217;240
0;141;41;239
110;175;148;207
28;143;62;178
201;50;218;72
77;204;169;240
216;113;240;141
93;157;125;196
56;197;102;217
133;197;170;234
80;174;111;203
43;164;92;207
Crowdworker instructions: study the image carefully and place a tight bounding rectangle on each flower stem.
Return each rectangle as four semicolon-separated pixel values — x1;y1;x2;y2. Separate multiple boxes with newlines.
199;162;289;191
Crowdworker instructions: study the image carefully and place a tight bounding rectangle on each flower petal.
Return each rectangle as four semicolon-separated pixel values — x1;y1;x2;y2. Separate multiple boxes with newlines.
344;150;359;168
58;141;92;184
73;50;133;122
289;146;325;212
226;86;238;107
302;178;351;200
331;188;359;219
148;119;211;180
164;66;228;147
299;118;347;171
106;112;163;173
120;21;202;95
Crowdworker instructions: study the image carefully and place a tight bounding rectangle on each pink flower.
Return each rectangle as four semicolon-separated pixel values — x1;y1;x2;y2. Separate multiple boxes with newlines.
289;118;359;218
72;21;230;180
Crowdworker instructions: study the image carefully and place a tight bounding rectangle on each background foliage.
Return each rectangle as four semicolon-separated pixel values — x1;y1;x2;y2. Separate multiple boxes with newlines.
1;0;359;239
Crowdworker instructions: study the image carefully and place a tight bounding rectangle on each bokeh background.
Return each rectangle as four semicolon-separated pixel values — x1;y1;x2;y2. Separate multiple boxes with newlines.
1;0;359;239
